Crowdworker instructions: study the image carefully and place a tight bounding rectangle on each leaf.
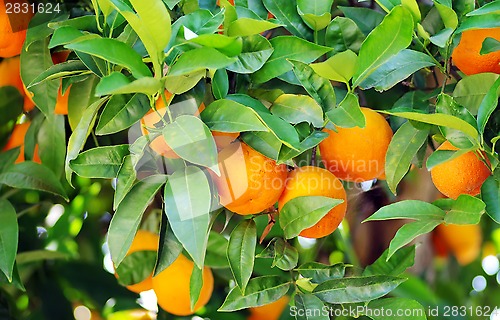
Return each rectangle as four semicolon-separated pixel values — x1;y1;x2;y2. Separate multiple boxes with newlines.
388;220;441;258
453;73;499;115
115;251;156;286
70;145;130;178
164;70;206;94
201;99;268;132
310;50;358;84
272;238;299;271
294;294;329;320
363;245;415;277
0;87;22;126
38;114;66;177
168;47;237;76
113;156;136;210
154;219;183;276
226;35;274;74
162;115;219;173
297;0;334;31
0;149;20;174
95;73;162;96
456;14;500;33
28;60;90;87
0;200;18;282
206;231;230;268
227;18;281;37
218;276;291;312
271;94;324;127
352;5;414;87
278;131;328;163
227;219;257;294
481;37;500;54
262;0;313;41
190;264;203;311
16;250;68;264
358;49;436;91
385;122;429;194
164;166;211;269
467;1;500;16
364;200;446;222
108;174;166;267
477;75;500;134
444;195;486;225
212;69;229;99
296;262;346;283
366;298;426;320
279;196;344;239
326;92;365;128
252;36;331;84
289;60;336;113
96;93;150;135
325;16;364;54
67;75;100;131
65;38;152;78
0;162;68;200
434;0;458;29
65;97;108;184
481;176;500;224
339;6;385;36
241;131;282;160
313;275;406;304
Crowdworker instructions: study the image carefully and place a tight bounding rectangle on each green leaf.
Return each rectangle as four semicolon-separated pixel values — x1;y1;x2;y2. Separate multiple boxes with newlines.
453;73;499;115
434;1;458;29
295;262;346;283
271;94;324;127
113;156;136;210
456;14;500;33
358;49;436;91
0;149;20;174
70;145;130;178
66;38;152;78
164;166;211;269
326;92;365;128
168;47;237;76
201;99;268;132
364;200;446;222
206;231;229;268
0;87;22;126
0;200;18;282
212;69;229;99
444;195;486;225
0;162;68;200
363;245;415;277
189;34;243;57
96;93;150;135
226;35;273;74
313;275;405;304
294;294;329;320
262;0;313;41
477;75;500;134
27;60;90;87
228;18;281;36
325;17;364;54
154;219;183;276
108;174;166;267
297;0;334;31
388;220;441;258
162;115;219;173
16;250;68;265
289;60;336;113
190;264;203;311
165;70;206;94
67;75;100;131
310;50;358;84
278;131;328;163
366;298;426;320
227;219;257;294
95;73;162;96
65;97;108;184
481;175;500;224
272;238;298;271
241;131;282;160
339;6;385;36
426;148;468;170
115;251;156;286
279;196;344;239
252;36;331;84
480;37;500;54
385;122;429;194
38;114;66;177
352;5;414;87
218;276;291;312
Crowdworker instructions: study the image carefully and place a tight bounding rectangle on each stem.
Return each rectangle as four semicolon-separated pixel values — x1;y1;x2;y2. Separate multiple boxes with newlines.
0;189;19;200
413;33;446;74
160;91;174;123
314;30;318;44
91;132;100;147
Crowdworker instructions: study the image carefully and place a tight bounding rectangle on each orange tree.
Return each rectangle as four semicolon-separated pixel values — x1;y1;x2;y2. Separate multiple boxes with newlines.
1;0;500;319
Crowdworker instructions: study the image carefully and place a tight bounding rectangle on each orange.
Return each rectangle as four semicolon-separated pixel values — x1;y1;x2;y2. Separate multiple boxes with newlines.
248;295;289;320
213;141;288;215
451;28;500;75
3;122;40;163
118;229;159;294
278;166;347;238
54;84;70;115
152;254;213;316
0;0;32;58
435;223;482;265
0;56;34;111
430;141;491;199
319;107;393;182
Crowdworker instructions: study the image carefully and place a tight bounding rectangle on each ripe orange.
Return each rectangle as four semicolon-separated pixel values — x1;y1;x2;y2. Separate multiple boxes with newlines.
0;0;32;58
430;141;490;199
118;229;159;294
152;254;214;316
435;223;482;265
213;141;288;215
278;166;347;238
54;84;70;115
0;56;34;111
248;295;289;320
3;122;40;163
319;107;393;182
451;27;500;75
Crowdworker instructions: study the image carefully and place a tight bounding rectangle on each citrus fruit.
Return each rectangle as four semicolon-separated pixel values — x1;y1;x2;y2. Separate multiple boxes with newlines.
430;141;491;199
213;141;288;215
248;295;289;320
278;166;347;238
0;0;32;58
0;56;34;111
54;84;70;115
435;223;482;265
319;107;393;182
119;229;159;294
3;122;40;163
152;254;213;316
451;27;500;75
